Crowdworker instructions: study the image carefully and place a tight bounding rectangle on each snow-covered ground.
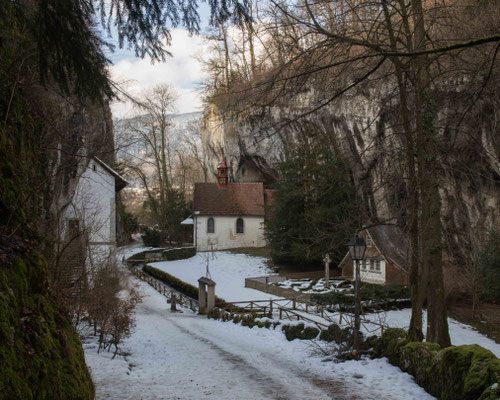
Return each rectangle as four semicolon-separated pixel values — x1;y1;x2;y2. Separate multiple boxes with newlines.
82;246;500;399
151;251;280;302
84;259;434;399
149;250;500;357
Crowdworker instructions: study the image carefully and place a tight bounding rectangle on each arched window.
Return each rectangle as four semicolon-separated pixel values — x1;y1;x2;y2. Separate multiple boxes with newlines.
236;217;244;234
207;217;215;233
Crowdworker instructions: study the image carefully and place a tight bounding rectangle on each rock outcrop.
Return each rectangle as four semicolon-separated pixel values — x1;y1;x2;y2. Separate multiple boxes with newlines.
200;80;500;274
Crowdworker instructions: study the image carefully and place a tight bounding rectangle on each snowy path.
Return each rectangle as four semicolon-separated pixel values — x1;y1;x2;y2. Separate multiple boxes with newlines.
84;264;433;400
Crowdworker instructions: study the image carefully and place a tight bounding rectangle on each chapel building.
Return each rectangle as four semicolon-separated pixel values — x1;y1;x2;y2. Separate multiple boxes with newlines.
192;155;273;251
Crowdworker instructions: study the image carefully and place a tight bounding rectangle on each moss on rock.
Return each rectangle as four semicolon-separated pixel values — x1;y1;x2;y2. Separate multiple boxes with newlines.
379;329;500;400
300;326;320;340
282;323;305;341
0;250;94;400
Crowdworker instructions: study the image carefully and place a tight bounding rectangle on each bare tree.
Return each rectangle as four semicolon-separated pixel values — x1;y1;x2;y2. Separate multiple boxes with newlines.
199;0;500;346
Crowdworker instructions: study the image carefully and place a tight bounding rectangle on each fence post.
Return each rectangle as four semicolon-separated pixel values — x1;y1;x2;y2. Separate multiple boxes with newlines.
279;308;282;319
305;303;308;313
339;313;343;324
292;299;296;310
269;300;273;317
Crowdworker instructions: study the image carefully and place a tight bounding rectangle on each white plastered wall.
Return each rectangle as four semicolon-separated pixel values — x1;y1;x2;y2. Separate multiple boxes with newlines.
194;215;266;251
62;160;117;262
359;260;386;284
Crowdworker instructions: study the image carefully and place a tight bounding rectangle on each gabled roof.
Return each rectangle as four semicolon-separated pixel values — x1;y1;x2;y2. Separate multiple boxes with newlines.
193;183;265;216
339;224;410;272
93;157;128;191
180;216;194;225
367;225;409;272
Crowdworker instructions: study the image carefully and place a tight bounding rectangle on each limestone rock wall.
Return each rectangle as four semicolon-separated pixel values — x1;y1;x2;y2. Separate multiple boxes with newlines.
201;81;500;269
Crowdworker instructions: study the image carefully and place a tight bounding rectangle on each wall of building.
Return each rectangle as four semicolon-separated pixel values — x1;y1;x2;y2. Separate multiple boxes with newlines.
194;215;266;251
359;259;386;284
342;257;409;285
62;160;117;264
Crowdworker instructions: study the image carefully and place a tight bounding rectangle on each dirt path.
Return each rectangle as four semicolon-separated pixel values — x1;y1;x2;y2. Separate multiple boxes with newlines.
139;299;355;400
85;247;433;400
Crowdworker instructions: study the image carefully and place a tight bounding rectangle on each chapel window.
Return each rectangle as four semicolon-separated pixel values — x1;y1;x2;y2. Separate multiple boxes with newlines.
236;218;244;234
207;217;215;233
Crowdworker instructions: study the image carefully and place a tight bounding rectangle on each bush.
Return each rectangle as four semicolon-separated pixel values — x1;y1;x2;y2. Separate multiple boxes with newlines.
300;326;320;340
142;264;225;304
282;323;305;341
478;230;500;303
127;251;147;261
141;227;162;247
312;283;410;310
163;247;196;261
319;323;354;345
379;329;500;399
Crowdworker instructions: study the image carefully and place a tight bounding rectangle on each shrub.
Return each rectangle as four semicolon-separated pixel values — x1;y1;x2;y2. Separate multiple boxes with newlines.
142;265;225;304
312;283;410;309
282;323;305;341
141;227;162;247
127;251;147;261
478;230;500;303
241;315;257;328
163;247;196;261
300;326;320;340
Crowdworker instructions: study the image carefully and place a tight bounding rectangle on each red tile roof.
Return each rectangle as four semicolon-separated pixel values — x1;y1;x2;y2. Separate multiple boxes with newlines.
193;183;265;216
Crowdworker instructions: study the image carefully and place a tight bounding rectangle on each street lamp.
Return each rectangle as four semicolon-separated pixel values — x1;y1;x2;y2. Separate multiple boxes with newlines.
347;234;367;352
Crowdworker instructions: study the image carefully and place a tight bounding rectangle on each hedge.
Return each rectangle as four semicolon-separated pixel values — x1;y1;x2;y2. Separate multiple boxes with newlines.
312;283;410;310
162;247;196;261
379;328;500;399
128;247;196;262
142;264;225;303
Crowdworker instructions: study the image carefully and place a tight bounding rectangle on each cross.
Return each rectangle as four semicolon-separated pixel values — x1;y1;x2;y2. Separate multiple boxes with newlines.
323;253;332;289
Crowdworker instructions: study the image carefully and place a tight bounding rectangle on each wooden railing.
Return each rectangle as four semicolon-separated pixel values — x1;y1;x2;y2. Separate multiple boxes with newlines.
129;267;199;312
124;251;387;335
217;298;388;335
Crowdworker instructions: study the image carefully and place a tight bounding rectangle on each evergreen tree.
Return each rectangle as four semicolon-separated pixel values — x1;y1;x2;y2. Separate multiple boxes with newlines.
479;230;500;303
265;142;359;267
3;0;250;100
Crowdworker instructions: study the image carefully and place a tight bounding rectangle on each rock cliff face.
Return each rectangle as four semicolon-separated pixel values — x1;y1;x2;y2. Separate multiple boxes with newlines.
201;81;500;270
0;81;105;398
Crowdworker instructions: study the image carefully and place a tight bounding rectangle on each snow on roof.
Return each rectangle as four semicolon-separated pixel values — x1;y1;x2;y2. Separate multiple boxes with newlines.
180;217;194;225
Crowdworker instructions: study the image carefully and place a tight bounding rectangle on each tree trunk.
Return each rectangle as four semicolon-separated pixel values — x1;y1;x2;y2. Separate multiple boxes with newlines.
411;0;451;348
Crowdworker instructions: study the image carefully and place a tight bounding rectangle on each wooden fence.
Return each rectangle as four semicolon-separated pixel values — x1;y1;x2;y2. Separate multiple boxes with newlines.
129;267;199;312
124;255;387;335
216;298;388;335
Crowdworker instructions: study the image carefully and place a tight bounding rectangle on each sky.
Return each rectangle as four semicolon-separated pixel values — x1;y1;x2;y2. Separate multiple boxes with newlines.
107;6;211;119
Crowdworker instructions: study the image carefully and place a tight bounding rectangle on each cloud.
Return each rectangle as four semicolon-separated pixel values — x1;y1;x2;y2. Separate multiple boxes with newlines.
109;29;208;118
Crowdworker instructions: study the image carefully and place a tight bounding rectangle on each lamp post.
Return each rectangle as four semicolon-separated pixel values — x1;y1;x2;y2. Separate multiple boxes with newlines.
347;234;367;352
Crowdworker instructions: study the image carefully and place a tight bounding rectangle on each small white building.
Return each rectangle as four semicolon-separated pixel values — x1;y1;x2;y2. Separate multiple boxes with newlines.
192;154;274;251
61;157;127;278
339;225;409;285
192;182;274;251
